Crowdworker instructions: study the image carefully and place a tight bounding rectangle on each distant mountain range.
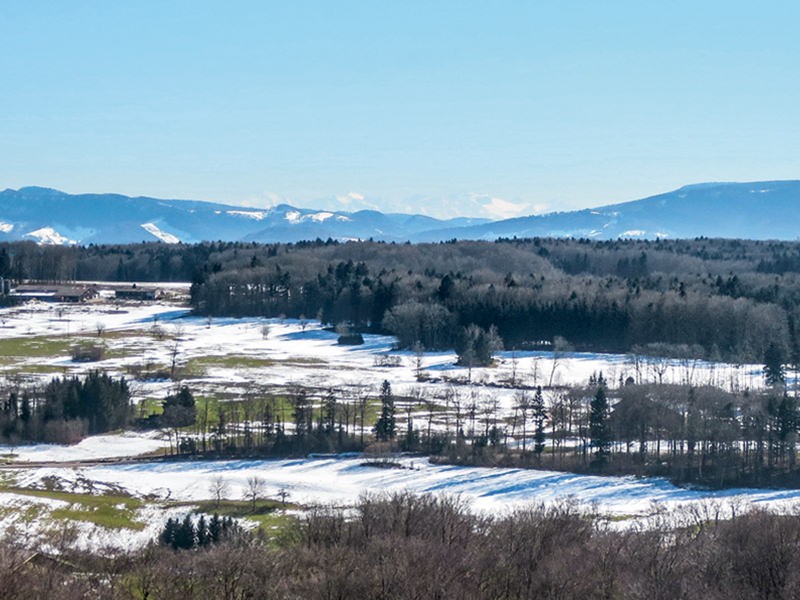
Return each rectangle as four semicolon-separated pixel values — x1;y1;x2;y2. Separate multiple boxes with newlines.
1;181;799;245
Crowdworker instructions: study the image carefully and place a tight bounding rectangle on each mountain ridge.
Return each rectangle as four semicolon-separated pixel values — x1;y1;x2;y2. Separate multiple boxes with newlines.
1;180;799;245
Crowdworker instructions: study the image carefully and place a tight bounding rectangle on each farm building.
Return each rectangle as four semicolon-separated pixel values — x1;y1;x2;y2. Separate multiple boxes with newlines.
115;285;161;301
11;284;98;303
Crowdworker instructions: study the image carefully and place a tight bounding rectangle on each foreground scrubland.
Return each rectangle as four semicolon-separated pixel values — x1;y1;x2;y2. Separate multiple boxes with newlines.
3;494;800;600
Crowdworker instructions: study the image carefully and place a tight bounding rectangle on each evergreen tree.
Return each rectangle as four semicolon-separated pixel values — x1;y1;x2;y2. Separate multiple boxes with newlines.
162;386;197;428
174;515;196;549
589;385;611;468
196;514;209;547
209;513;222;543
374;380;396;441
764;342;786;387
160;517;177;547
531;386;548;461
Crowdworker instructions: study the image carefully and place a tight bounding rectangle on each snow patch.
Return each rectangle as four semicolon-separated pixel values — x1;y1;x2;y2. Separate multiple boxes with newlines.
284;210;344;224
621;230;646;237
2;431;167;463
0;222;13;233
227;210;266;221
25;227;76;245
309;211;334;223
141;223;180;244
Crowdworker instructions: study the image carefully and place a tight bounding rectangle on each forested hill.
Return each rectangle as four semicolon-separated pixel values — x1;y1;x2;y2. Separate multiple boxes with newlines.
5;236;800;364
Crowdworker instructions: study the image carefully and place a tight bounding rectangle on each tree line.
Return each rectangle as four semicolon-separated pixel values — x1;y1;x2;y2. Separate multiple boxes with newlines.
4;237;800;362
128;369;800;489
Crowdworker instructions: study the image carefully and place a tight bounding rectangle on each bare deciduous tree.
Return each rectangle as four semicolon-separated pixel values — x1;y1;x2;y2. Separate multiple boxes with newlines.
209;476;229;508
244;476;265;512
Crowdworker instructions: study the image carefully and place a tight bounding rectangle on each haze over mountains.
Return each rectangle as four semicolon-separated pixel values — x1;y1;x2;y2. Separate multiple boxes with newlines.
0;181;798;245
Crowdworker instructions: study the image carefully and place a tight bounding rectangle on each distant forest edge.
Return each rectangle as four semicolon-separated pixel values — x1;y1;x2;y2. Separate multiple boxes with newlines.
3;237;800;364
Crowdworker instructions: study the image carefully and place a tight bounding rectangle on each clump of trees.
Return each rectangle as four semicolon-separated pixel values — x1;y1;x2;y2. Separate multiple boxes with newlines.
160;386;197;429
454;324;502;368
159;513;241;550
0;372;131;444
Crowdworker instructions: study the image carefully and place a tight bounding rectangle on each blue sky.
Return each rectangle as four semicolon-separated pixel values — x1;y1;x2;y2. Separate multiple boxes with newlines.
1;1;798;219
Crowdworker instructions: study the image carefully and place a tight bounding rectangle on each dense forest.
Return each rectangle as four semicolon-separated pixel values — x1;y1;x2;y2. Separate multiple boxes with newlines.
3;237;800;363
5;493;800;599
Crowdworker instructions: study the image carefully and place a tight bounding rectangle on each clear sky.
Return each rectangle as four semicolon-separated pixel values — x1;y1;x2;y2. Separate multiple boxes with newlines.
1;1;799;220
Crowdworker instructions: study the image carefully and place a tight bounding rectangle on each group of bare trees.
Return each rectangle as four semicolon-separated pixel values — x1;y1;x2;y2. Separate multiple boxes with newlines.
4;493;800;599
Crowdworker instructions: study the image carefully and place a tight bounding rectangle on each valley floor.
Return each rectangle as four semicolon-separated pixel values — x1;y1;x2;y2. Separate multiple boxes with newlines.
0;296;789;553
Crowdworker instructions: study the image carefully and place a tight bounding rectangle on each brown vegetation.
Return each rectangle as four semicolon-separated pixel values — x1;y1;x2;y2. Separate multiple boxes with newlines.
4;494;800;598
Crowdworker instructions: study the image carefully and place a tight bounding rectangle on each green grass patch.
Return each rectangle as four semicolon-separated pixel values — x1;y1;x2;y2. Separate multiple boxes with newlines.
283;357;326;366
136;397;165;417
50;505;145;530
184;354;277;374
183;355;328;378
1;487;146;531
0;336;74;358
125;362;172;380
192;498;286;516
604;513;638;522
188;499;299;546
1;363;70;375
79;329;139;341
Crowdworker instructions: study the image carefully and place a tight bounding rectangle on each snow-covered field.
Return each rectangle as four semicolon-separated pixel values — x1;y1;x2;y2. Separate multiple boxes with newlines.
0;298;766;414
44;455;800;516
8;453;800;549
0;431;165;463
0;298;779;552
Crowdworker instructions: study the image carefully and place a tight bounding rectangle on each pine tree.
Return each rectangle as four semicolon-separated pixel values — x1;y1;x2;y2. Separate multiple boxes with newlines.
175;514;196;549
209;513;222;543
160;517;177;547
196;514;209;547
764;342;786;387
589;385;610;468
531;386;547;461
374;380;396;441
